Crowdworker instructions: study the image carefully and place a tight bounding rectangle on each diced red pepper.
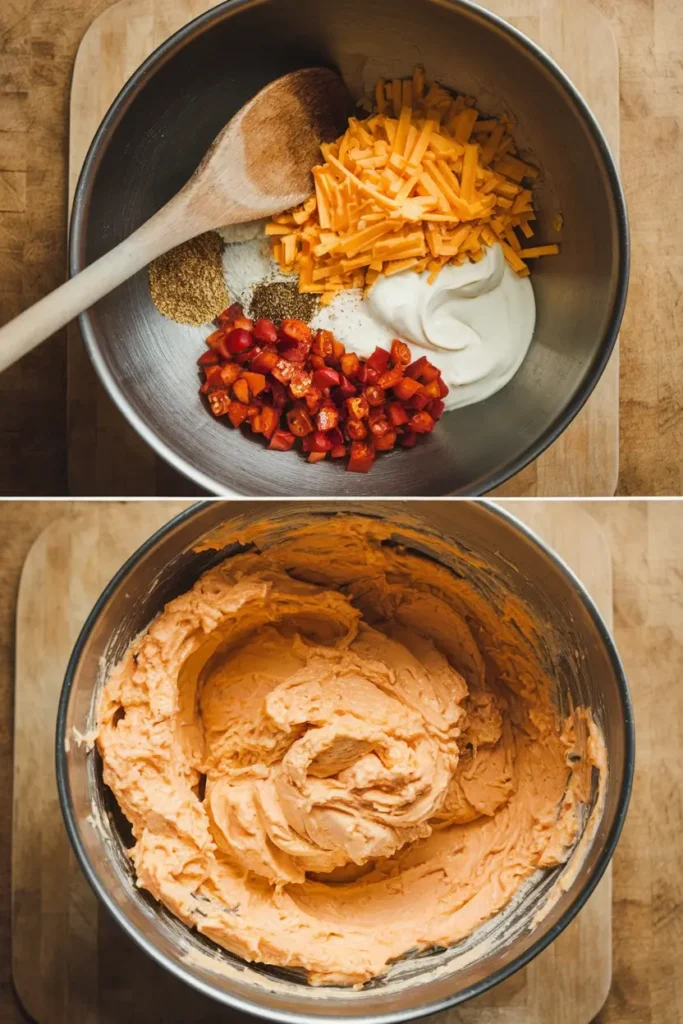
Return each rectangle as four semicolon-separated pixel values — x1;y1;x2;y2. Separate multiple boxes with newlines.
224;328;253;355
197;348;220;366
286;406;314;437
438;377;449;398
391;338;411;366
268;429;296;451
406;356;429;379
368;409;390;436
249;349;280;375
327;427;345;448
387;402;409;426
364;384;385;407
281;319;313;344
420;362;441;383
409;411;435;433
317;405;340;432
391;377;422;401
251;405;278;439
401;429;417;447
373;430;398;450
346;395;370;420
272;359;296;384
357;364;379;385
313;367;341;390
312;329;335;359
330;445;347;458
277;339;309;364
247;403;261;420
270;379;288;409
337;375;357;399
347;440;375;473
408;391;429;411
304;386;322;415
332;339;345;360
253;317;278;344
241;371;267;397
426;399;446;419
208;390;231;417
341;352;360;378
227;401;249;428
421;379;442;401
307;451;328;463
220;364;241;387
203;365;225;390
366;346;391;374
302;431;333;453
311;354;326;370
232;378;250;404
378;366;403;389
216;302;244;325
289;370;313;399
346;418;367;440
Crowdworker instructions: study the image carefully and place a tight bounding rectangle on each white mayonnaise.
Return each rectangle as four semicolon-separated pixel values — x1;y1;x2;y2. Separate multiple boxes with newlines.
312;244;535;410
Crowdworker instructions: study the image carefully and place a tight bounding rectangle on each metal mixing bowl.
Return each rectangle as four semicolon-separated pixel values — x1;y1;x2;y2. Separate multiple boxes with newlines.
57;500;634;1020
69;0;628;497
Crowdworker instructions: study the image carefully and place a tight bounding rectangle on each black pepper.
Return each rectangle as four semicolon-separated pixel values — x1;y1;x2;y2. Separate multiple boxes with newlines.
249;281;318;324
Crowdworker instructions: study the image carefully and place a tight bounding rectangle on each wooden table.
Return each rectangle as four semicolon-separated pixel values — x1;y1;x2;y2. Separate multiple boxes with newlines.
0;0;681;497
0;499;681;1023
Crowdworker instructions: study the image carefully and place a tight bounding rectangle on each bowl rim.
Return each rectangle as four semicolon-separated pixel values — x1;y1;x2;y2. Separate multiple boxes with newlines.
56;498;635;1022
68;0;630;498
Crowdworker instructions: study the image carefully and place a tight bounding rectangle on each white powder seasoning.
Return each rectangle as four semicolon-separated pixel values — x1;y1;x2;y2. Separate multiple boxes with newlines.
218;226;290;307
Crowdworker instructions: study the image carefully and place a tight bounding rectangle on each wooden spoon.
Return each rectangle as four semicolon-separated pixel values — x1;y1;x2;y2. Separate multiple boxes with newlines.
0;67;348;374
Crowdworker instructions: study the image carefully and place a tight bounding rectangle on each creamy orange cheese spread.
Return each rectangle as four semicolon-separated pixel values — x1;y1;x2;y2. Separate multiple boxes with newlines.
97;515;602;986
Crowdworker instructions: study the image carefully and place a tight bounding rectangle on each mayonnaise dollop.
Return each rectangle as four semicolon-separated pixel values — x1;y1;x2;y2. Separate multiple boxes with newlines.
312;244;535;410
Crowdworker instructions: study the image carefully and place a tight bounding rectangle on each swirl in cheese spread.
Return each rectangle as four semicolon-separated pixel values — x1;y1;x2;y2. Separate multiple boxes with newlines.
97;516;602;987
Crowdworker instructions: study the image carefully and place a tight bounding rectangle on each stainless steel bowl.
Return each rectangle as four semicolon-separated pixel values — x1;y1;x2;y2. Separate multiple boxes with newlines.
57;500;634;1020
69;0;629;497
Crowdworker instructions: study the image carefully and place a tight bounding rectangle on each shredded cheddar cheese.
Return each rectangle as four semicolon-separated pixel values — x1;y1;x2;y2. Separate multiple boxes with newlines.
266;69;559;301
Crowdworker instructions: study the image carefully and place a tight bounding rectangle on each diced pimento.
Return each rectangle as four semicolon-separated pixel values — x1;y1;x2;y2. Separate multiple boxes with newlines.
203;365;224;390
368;409;390;436
277;338;309;363
373;430;398;450
197;349;219;366
421;379;442;400
272;359;296;384
289;370;313;399
341;353;360;378
225;328;253;354
330;445;347;458
232;315;254;332
304;387;322;414
270;380;288;408
420;362;441;383
312;329;335;359
378;367;403;389
346;395;370;420
366;347;391;374
405;355;429;379
227;401;249;428
216;302;244;325
269;429;296;451
347;440;375;473
287;406;314;436
247;403;261;420
281;319;313;344
241;371;267;397
250;349;280;374
313;367;341;390
346;418;367;440
327;427;345;448
357;364;379;385
253;317;278;344
302;431;334;453
338;375;357;400
311;354;326;370
208;390;231;416
438;378;449;398
427;399;446;419
232;378;250;404
364;385;385;407
408;391;429;411
251;406;278;439
391;339;411;366
317;405;340;432
387;402;409;426
409;411;435;433
220;364;242;387
205;326;227;350
308;451;327;463
332;339;345;360
392;377;422;401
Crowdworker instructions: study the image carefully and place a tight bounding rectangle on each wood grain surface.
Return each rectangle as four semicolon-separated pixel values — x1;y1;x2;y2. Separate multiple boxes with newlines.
0;499;676;1022
0;0;681;496
64;0;619;498
10;500;612;1024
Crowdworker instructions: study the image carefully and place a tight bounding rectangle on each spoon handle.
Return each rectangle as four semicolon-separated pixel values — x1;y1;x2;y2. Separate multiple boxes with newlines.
0;202;195;376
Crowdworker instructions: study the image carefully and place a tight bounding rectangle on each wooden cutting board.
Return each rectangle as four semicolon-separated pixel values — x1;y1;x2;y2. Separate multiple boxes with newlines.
12;500;613;1024
66;0;619;497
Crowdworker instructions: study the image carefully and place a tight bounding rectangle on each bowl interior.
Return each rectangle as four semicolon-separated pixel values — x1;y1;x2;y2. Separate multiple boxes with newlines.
58;501;632;1020
72;0;626;496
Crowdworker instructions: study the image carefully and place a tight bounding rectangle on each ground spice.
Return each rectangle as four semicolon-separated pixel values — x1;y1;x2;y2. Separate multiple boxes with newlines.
148;231;229;325
249;280;318;325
